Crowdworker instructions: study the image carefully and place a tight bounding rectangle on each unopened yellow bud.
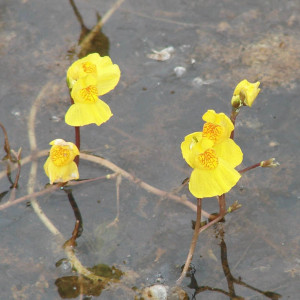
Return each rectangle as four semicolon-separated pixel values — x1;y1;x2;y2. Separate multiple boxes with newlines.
233;79;261;107
260;158;280;168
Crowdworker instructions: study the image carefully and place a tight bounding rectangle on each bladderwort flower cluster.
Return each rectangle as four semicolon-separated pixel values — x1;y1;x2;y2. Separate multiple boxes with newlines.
181;110;243;198
176;79;279;284
44;53;121;184
181;79;261;199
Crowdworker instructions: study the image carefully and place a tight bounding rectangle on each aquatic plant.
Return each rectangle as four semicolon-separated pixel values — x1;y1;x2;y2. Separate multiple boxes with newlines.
44;139;79;184
65;53;121;127
181;110;243;198
0;49;279;299
177;79;278;284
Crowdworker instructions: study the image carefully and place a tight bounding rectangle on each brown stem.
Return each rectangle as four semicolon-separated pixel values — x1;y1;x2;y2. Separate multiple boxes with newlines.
0;175;115;211
176;198;202;285
230;110;239;140
69;95;81;165
239;162;261;174
0;121;12;161
11;149;22;189
64;220;81;248
0;150;211;217
197;194;226;236
74;126;80;165
80;153;210;217
220;231;236;297
0;184;63;211
64;189;83;238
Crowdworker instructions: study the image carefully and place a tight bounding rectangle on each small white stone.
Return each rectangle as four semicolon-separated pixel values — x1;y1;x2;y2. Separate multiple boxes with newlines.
174;66;186;77
141;284;168;300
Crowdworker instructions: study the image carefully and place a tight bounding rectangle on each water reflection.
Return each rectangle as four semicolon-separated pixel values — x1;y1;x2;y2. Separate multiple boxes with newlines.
63;188;83;248
55;188;124;298
68;0;110;58
187;226;282;300
55;263;124;298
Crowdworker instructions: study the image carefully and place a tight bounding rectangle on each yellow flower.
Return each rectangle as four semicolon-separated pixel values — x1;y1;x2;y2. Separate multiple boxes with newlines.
181;111;243;198
65;54;120;126
65;75;113;126
232;79;260;107
202;110;234;144
66;53;121;94
44;139;79;184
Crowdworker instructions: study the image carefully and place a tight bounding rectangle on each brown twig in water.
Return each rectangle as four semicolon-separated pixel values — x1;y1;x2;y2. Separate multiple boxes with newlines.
0;175;116;211
0;149;212;217
0;121;13;161
80;152;212;217
197;194;226;236
64;220;81;248
177;198;202;285
64;188;83;238
9;148;22;189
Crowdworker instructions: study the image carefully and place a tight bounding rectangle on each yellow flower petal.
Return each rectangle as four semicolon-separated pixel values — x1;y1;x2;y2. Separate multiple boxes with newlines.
44;159;79;184
43;139;79;184
181;132;202;165
71;75;99;104
181;132;215;168
233;79;260;107
66;53;121;95
65;100;113;126
202;110;234;142
189;160;241;198
181;109;243;198
213;138;243;168
96;59;121;96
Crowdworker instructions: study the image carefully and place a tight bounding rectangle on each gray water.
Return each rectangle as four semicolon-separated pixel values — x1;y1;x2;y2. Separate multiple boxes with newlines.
0;0;299;299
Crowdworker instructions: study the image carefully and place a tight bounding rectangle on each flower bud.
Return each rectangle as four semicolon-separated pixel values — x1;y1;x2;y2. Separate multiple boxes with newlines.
260;158;280;168
233;79;261;107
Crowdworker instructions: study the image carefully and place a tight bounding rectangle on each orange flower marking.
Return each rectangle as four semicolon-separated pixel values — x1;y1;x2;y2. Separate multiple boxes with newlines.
198;149;218;169
50;146;71;167
202;123;223;141
82;61;97;74
79;85;98;103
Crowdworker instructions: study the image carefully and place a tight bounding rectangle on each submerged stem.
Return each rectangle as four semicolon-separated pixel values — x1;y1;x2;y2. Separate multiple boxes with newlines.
177;198;202;285
197;194;226;236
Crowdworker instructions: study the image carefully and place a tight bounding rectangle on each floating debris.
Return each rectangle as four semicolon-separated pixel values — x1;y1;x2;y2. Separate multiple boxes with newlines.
192;77;215;87
147;46;175;61
51;115;61;122
11;109;20;117
269;141;279;147
141;284;168;300
174;66;186;78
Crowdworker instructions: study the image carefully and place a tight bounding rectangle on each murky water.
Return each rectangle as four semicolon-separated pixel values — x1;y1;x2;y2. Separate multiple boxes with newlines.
0;0;299;299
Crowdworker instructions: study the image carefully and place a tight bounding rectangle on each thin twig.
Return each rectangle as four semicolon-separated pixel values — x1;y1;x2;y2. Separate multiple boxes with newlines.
0;149;212;217
177;198;202;285
0;175;117;211
64;188;83;238
10;148;22;189
197;194;226;236
80;152;211;216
